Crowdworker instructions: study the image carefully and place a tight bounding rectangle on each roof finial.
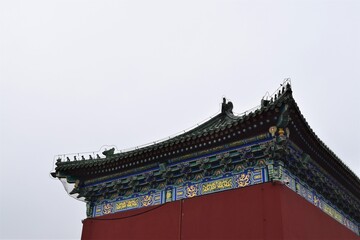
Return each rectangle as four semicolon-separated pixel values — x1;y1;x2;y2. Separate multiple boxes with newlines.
102;148;115;157
221;98;233;114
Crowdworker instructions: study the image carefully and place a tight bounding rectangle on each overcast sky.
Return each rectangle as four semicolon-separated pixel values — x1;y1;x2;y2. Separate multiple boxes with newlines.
1;0;359;239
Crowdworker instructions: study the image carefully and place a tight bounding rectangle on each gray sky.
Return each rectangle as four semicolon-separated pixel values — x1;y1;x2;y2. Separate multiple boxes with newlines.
1;0;359;239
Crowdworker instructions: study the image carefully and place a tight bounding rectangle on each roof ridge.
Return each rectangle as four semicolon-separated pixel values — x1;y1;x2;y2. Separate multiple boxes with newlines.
54;81;293;165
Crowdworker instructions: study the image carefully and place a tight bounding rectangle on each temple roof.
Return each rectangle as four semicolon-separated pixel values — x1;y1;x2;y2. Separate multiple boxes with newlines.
52;82;360;199
53;98;247;172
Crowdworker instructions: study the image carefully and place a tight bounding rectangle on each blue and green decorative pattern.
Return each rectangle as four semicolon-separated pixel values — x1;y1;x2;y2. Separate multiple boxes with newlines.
282;169;359;235
94;190;163;216
175;168;265;200
93;167;267;217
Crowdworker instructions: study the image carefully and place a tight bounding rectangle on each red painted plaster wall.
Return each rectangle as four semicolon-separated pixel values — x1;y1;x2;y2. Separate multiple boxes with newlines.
81;201;181;240
280;184;358;240
82;183;358;240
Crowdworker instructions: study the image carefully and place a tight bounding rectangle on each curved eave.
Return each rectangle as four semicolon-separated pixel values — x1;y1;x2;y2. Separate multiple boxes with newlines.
55;112;240;171
54;86;360;196
289;98;360;197
55;89;292;176
54;100;283;177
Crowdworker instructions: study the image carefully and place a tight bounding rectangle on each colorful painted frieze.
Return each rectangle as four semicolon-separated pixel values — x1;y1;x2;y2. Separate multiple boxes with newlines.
93;167;267;217
94;191;163;217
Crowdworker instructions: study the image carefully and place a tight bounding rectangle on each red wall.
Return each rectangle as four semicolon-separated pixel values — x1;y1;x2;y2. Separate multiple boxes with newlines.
82;183;358;240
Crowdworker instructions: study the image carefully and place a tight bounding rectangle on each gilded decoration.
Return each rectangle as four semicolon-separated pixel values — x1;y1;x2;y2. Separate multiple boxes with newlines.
314;195;320;207
102;203;113;215
234;164;245;172
186;185;198;198
115;199;138;211
269;126;277;137
141;195;153;207
323;203;343;223
214;169;223;177
194;173;203;181
202;178;232;194
236;172;251;187
166;190;172;202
